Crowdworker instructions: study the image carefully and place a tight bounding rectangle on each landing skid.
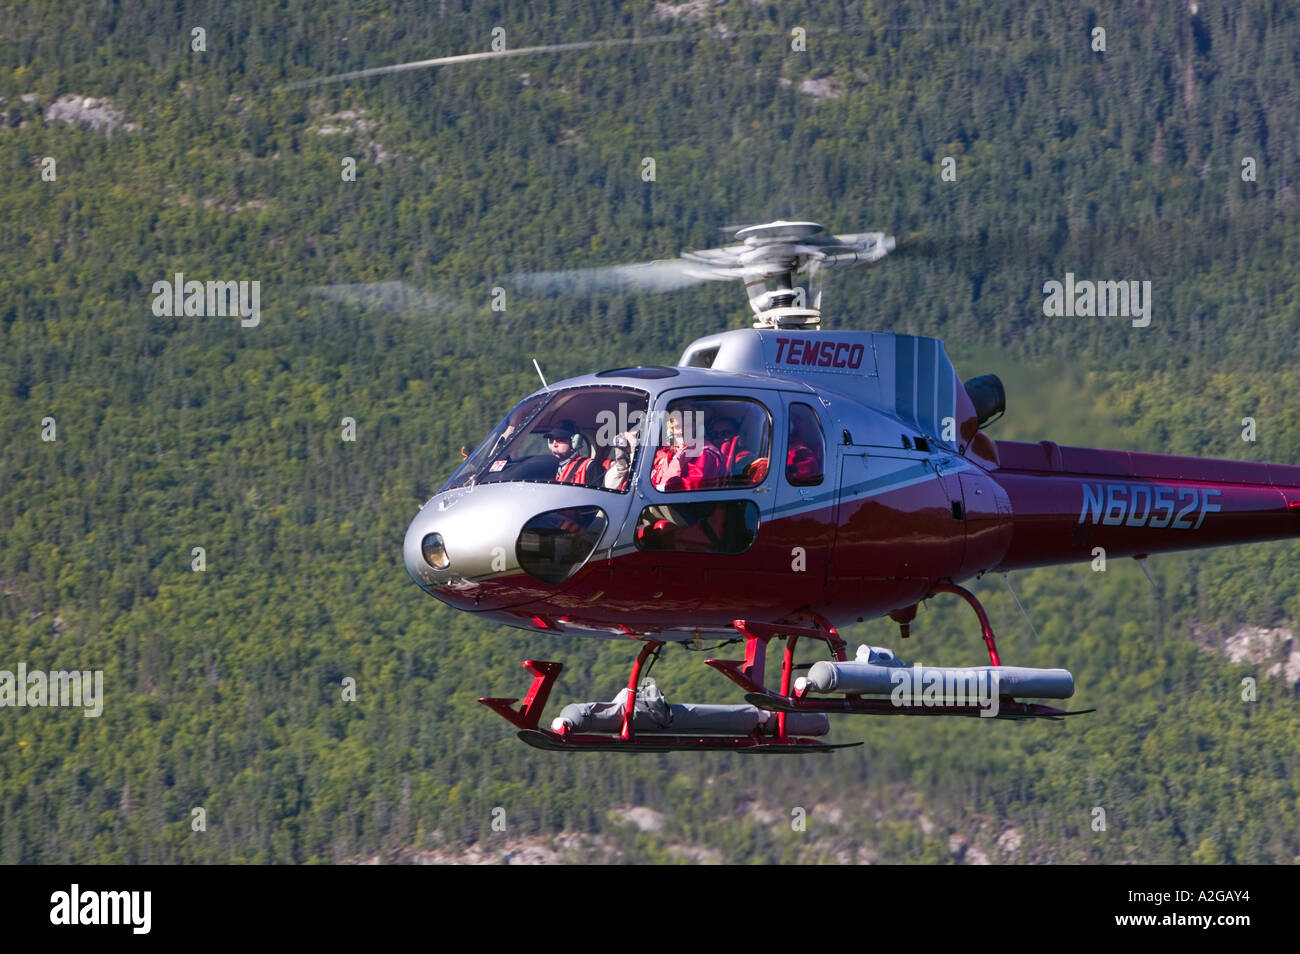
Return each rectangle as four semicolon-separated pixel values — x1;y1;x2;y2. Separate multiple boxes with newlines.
725;585;1094;723
743;691;1096;721
479;647;846;753
516;729;859;753
481;587;1091;750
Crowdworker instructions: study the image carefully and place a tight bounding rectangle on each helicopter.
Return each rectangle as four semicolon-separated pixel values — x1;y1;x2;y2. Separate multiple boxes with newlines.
401;220;1300;752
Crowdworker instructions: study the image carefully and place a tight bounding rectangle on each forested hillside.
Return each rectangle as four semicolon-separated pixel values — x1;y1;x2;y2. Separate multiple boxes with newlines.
1;1;1298;863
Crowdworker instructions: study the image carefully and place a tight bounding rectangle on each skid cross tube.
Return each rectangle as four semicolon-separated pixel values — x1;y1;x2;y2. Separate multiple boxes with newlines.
930;582;1002;665
710;619;847;689
713;617;851;738
620;640;662;741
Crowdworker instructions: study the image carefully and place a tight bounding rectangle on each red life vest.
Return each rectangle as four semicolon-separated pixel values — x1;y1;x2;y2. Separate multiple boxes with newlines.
557;457;593;485
786;443;821;484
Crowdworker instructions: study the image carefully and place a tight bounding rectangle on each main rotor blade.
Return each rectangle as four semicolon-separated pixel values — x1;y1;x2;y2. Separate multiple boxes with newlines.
508;259;742;295
306;281;463;316
282;34;705;91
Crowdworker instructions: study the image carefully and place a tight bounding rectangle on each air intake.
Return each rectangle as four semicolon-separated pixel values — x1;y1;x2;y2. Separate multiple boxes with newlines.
964;374;1006;429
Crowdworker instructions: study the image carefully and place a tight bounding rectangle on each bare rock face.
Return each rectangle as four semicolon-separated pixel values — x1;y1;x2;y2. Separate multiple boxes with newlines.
310;107;393;164
652;1;712;21
611;805;665;833
1221;626;1300;684
800;77;845;101
43;94;138;131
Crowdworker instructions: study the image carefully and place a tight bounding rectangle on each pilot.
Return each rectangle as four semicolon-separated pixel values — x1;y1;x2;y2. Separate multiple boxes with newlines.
651;405;724;492
548;421;604;488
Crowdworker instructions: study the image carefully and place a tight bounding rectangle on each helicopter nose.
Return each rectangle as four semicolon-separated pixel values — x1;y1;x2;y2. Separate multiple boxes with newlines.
403;496;503;608
403;484;615;611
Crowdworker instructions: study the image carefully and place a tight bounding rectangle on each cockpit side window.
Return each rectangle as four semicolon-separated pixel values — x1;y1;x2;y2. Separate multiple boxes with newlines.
786;403;825;486
440;387;650;493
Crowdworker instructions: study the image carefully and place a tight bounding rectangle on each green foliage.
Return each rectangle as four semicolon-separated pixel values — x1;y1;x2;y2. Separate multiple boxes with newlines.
1;0;1299;862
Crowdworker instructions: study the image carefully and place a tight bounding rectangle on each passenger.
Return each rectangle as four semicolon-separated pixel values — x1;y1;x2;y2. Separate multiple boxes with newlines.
707;414;754;475
651;406;724;492
786;412;822;485
547;420;604;488
603;429;640;491
706;414;741;444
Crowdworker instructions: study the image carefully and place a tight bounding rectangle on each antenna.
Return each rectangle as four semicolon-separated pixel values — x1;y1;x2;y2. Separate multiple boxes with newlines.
532;358;550;390
1138;557;1157;588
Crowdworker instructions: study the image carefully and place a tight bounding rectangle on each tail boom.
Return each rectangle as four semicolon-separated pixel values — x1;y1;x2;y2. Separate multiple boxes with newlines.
991;440;1300;571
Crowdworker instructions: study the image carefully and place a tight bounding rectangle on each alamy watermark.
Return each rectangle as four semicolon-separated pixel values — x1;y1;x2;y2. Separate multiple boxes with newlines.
890;665;1001;717
0;664;103;717
594;405;706;455
1043;273;1151;328
150;272;261;327
50;884;150;934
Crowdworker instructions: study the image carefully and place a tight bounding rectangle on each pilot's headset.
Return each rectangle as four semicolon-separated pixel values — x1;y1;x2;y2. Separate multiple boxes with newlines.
553;419;590;458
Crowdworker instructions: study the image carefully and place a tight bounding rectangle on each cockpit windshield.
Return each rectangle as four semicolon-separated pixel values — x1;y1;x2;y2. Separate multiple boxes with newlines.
440;386;651;494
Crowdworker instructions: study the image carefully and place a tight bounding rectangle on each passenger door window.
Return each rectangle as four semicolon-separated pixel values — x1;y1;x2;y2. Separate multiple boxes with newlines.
650;397;772;493
785;403;825;486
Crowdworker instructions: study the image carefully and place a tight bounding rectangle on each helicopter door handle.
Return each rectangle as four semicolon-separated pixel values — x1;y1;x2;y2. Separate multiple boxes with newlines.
753;487;772;494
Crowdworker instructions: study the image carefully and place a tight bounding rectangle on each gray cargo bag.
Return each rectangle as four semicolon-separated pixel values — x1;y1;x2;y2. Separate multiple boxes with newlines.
551;684;829;736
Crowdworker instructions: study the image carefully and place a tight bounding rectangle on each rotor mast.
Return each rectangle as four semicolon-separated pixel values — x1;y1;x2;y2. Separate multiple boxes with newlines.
685;221;895;330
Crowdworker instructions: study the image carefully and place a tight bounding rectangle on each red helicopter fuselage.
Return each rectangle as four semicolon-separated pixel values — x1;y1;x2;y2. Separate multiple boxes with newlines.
404;328;1300;643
